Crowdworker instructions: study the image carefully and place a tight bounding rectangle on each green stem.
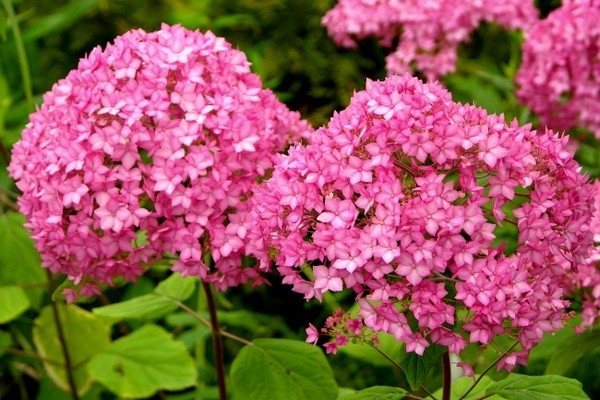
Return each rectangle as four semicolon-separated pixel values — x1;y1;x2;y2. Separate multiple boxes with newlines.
458;340;520;400
442;351;451;400
6;347;64;367
2;0;34;111
175;300;251;345
202;281;227;400
47;271;79;400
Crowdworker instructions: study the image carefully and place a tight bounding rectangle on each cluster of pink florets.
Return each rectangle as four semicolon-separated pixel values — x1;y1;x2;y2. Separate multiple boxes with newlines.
322;0;538;81
516;0;600;138
252;74;598;371
8;24;312;297
583;182;600;329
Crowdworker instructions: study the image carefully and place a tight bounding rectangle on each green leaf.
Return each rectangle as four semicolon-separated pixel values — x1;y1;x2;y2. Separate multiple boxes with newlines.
0;213;47;308
0;330;11;356
154;273;196;299
339;386;408;399
93;293;178;320
92;273;196;320
87;324;197;398
486;374;590;400
399;343;445;391
36;377;103;400
231;338;338;400
33;303;111;397
545;330;600;376
339;333;403;367
432;376;498;400
0;285;30;323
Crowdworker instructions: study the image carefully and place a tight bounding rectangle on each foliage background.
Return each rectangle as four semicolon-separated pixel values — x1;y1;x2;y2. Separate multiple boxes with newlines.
0;0;599;399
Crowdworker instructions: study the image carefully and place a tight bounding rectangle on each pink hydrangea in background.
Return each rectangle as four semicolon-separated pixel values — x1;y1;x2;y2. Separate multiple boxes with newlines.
322;0;538;81
516;0;600;138
8;24;312;297
252;74;599;371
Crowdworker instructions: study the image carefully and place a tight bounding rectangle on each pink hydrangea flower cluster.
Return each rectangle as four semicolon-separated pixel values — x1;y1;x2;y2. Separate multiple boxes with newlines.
252;74;598;370
515;0;600;138
583;182;600;330
322;0;538;81
8;24;312;297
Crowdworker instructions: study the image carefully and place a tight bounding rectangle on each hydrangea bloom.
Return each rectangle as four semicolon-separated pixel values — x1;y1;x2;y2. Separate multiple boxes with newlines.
322;0;538;81
252;74;599;370
8;24;312;296
515;0;600;138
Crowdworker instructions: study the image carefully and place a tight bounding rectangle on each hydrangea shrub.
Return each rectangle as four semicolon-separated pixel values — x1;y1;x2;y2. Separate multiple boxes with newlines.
322;0;538;80
516;0;600;138
252;74;599;372
8;24;312;298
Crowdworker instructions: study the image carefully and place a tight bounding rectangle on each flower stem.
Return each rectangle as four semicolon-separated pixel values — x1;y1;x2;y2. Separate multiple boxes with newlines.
47;271;79;400
202;280;227;400
442;351;451;400
458;340;519;400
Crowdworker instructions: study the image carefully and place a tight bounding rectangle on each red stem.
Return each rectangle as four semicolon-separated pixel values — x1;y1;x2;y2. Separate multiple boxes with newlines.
202;280;227;400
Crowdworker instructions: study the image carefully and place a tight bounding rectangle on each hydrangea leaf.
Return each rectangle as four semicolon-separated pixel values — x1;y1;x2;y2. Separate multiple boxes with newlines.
92;273;196;321
231;338;338;400
486;374;590;400
338;386;408;399
0;213;46;308
432;376;498;400
545;330;600;375
153;273;197;299
33;303;111;397
339;333;403;367
0;285;30;323
398;343;446;391
87;324;197;398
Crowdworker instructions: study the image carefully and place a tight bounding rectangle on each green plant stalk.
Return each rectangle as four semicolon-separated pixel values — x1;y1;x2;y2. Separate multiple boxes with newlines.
202;280;227;400
442;351;451;400
176;300;251;345
47;271;80;400
458;340;520;400
2;0;34;111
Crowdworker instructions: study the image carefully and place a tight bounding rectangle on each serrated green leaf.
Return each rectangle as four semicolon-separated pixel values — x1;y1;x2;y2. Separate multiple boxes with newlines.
339;333;402;367
0;213;46;308
93;293;180;320
432;376;499;400
231;338;338;400
545;330;600;376
338;388;358;398
92;273;196;320
399;343;445;391
88;324;197;398
0;285;30;323
486;374;590;400
338;386;408;400
33;303;111;397
36;376;103;400
154;273;196;300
